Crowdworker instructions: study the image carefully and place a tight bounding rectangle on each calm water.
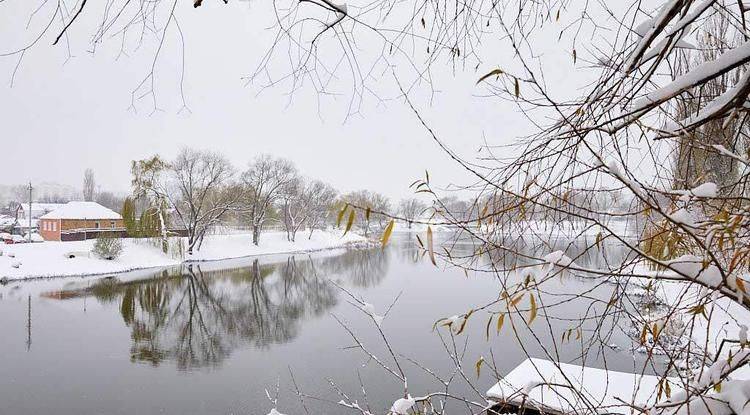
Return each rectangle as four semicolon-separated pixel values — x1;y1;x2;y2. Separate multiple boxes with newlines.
0;233;651;414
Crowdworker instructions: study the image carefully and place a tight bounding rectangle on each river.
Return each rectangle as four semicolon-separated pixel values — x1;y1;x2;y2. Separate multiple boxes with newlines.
0;232;654;414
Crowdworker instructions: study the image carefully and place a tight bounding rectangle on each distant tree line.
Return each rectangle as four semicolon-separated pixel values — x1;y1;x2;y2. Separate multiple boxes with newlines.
124;148;433;254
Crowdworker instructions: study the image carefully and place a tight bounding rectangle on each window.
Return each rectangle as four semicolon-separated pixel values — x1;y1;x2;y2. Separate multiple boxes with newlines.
43;221;48;231
95;222;100;229
52;222;56;231
110;221;115;229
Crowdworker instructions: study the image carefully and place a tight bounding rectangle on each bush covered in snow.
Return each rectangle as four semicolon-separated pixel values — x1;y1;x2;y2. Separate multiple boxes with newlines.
92;235;124;260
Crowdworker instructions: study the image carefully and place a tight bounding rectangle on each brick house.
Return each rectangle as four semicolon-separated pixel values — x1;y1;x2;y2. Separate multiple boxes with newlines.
39;202;125;241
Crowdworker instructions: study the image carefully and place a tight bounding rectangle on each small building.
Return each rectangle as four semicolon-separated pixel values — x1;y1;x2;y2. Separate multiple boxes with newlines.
19;202;67;219
39;202;125;241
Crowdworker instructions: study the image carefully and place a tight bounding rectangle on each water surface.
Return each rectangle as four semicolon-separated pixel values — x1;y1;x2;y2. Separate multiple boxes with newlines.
0;233;652;414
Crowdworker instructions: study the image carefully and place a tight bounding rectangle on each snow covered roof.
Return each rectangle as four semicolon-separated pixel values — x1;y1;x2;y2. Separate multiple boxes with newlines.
487;358;679;415
21;202;66;218
39;202;122;220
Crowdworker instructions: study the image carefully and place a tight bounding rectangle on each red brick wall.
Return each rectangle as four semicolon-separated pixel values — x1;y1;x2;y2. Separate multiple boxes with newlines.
39;218;124;241
39;219;61;241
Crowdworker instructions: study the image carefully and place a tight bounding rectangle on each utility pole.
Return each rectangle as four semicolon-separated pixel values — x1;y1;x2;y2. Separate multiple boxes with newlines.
28;182;32;242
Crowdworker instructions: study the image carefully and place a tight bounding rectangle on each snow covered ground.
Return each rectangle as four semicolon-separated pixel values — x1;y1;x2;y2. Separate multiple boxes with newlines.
0;230;366;280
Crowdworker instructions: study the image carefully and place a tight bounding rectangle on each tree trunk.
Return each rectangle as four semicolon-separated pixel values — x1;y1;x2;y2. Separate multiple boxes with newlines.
252;225;260;246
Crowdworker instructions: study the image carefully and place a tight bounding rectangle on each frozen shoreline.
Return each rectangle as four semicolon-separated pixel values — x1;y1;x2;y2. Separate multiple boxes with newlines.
0;231;367;281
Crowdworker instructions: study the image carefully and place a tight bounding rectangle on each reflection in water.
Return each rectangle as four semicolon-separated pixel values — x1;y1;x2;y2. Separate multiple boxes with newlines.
44;250;391;370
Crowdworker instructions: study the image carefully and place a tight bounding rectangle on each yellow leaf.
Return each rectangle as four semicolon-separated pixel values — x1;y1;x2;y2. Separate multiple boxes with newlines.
475;356;484;378
528;294;538;325
496;313;505;334
476;68;503;85
455;310;472;335
510;293;524;308
336;204;348;227
365;206;371;222
343;209;355;236
427;226;436;266
737;277;747;294
485;315;493;341
514;78;520;97
381;220;395;249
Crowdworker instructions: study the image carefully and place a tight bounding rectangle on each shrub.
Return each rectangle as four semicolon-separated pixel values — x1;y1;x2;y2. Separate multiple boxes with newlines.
92;235;124;260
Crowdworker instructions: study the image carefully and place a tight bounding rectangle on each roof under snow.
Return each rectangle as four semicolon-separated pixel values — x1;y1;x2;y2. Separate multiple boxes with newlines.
486;358;679;415
39;202;122;220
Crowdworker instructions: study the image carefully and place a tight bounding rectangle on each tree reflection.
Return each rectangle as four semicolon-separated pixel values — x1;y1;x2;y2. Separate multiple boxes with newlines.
45;248;388;370
311;249;389;288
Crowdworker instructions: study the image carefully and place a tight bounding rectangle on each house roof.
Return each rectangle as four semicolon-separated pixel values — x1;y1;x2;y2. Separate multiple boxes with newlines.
39;202;122;220
21;202;65;218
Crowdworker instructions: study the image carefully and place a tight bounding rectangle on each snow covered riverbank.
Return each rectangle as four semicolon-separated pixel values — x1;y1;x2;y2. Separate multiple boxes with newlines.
0;231;367;281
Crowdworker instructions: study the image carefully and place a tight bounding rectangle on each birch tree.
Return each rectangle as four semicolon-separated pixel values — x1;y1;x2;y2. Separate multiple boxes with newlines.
279;175;305;242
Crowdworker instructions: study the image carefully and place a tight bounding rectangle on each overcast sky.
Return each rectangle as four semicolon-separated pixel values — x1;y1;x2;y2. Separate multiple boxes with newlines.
0;0;589;201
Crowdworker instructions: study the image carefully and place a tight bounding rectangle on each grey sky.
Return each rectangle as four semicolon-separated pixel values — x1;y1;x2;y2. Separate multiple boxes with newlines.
0;0;585;201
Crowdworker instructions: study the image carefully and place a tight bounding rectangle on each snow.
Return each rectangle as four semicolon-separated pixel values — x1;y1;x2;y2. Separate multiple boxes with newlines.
39;201;122;220
486;358;679;414
0;230;367;280
668;208;696;228
688;182;718;198
390;395;415;414
0;238;179;279
362;301;385;327
185;231;366;262
634;16;657;37
666;255;722;287
543;250;576;268
20;202;66;218
631;40;750;112
667;69;750;133
267;409;285;415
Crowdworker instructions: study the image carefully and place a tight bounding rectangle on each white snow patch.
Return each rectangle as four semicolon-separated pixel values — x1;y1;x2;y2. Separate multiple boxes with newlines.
390;395;415;414
689;182;718;198
0;230;366;280
666;255;722;287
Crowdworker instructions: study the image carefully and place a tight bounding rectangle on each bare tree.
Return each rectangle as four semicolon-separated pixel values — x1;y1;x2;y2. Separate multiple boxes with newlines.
9;0;750;413
242;155;298;246
303;180;338;239
279;175;305;242
167;148;243;254
341;190;390;238
280;177;339;241
95;191;125;212
397;198;426;229
83;169;96;202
